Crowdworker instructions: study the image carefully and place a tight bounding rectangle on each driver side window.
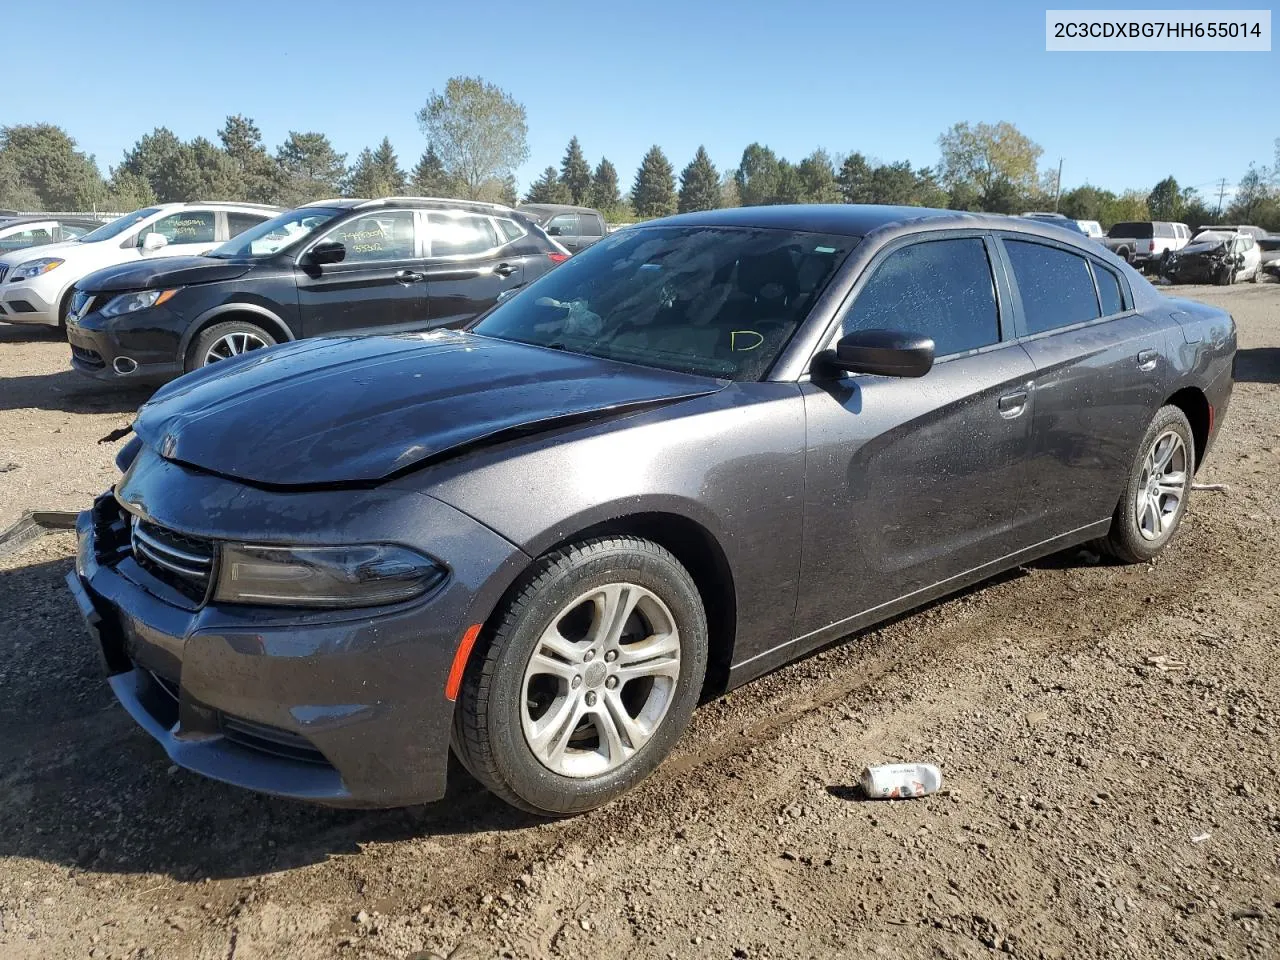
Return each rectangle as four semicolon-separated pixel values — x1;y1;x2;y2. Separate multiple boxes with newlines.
138;211;216;246
842;238;1000;358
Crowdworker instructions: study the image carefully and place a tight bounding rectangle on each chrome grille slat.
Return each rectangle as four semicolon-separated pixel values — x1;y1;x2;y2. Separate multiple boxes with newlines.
132;525;212;568
129;517;214;603
0;265;8;283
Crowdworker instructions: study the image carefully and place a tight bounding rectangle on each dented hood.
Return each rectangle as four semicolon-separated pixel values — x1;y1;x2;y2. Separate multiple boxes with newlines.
132;331;722;486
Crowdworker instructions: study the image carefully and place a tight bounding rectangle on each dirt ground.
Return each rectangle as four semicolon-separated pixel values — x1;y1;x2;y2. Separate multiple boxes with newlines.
1;284;1278;960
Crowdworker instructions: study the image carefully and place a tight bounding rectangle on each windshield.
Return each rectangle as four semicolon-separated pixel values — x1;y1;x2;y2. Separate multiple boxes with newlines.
473;225;856;380
1191;231;1231;244
208;207;345;258
77;207;161;243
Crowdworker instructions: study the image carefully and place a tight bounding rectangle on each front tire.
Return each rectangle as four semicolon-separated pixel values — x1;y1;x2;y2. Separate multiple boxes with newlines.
185;319;276;372
1101;405;1194;564
452;536;708;816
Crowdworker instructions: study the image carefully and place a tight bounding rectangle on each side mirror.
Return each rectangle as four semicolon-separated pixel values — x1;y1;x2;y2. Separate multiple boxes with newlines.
816;329;935;379
307;239;346;265
546;225;563;236
140;232;169;253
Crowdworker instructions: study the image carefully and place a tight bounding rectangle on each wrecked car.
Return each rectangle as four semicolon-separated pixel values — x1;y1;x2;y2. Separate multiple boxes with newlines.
66;205;1236;815
1160;230;1263;285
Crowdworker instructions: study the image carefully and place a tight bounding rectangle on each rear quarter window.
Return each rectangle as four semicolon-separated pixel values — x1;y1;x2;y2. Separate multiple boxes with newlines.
1092;262;1124;316
1004;239;1100;335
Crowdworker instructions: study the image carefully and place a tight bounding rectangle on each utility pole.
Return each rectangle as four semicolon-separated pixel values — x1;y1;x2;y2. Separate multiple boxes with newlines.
1053;158;1064;212
1214;178;1229;217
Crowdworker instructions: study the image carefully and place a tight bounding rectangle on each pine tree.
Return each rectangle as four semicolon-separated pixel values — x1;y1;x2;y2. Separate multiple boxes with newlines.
498;174;518;207
678;146;721;213
631;146;676;219
345;137;406;198
560;136;592;205
410;145;453;197
525;166;568;204
797;149;840;204
590;158;620;210
276;131;346;205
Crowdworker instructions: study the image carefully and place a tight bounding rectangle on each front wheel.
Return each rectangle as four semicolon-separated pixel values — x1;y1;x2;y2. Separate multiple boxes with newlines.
185;320;276;372
452;536;708;816
1100;405;1195;564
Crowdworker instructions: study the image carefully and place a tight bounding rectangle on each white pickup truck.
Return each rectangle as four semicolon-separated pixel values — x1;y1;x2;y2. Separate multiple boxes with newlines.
1102;220;1191;270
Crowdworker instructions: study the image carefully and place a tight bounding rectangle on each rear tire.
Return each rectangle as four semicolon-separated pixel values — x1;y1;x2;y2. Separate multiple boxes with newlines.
452;536;708;816
1100;405;1195;564
185;319;276;372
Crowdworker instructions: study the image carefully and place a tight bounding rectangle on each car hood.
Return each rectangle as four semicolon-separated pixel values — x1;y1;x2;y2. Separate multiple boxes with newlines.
1173;240;1228;257
132;331;724;487
79;256;254;293
0;238;80;267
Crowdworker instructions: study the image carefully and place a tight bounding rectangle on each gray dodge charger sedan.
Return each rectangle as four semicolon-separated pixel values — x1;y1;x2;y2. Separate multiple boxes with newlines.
67;205;1236;815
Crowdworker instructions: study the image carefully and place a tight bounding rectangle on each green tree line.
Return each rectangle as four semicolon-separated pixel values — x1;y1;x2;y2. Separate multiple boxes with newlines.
2;77;1276;232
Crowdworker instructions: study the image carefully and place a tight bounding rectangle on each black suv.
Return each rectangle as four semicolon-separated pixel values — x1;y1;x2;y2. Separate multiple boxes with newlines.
66;197;569;382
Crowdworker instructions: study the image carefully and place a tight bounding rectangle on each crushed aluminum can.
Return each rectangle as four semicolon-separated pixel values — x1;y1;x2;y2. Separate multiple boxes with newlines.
858;763;943;799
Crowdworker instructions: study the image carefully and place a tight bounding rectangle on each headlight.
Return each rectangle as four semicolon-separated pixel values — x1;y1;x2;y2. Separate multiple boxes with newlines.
100;288;179;317
214;543;446;608
9;258;64;282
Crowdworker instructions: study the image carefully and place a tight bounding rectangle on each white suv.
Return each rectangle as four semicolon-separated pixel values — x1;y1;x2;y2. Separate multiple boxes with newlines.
0;202;278;328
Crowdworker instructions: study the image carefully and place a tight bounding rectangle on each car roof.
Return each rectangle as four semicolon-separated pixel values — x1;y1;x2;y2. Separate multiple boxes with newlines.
517;203;603;216
641;203;1096;239
0;214;103;227
301;196;519;216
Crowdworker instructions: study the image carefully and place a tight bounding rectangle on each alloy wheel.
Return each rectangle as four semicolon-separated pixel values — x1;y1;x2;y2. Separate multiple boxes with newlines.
521;582;681;778
1135;429;1188;541
204;331;269;365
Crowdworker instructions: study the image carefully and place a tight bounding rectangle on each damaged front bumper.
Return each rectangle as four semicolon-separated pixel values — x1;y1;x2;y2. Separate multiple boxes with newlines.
65;462;528;808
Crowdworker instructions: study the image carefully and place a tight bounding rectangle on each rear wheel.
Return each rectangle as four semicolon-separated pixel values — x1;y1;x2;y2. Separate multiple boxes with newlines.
1100;405;1194;564
452;536;708;816
185;320;276;372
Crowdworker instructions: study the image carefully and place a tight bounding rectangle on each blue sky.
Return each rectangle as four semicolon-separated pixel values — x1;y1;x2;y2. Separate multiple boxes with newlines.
11;0;1275;202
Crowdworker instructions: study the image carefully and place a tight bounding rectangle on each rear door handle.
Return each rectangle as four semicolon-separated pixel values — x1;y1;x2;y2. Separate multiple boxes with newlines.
494;262;518;277
998;390;1029;418
395;269;425;283
1137;349;1158;371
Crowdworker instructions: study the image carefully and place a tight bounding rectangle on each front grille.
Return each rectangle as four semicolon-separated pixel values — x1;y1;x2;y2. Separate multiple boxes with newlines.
131;518;214;603
221;715;329;765
0;265;8;283
71;344;104;369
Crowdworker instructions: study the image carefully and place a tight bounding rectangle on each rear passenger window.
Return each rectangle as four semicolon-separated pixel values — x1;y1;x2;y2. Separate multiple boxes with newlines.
843;237;999;358
427;213;499;257
1004;240;1100;335
1093;262;1123;316
578;214;603;237
227;212;268;237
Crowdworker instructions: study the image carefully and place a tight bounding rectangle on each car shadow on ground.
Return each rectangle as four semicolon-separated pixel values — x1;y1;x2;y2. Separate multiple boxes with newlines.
0;369;153;414
0;552;541;883
1234;347;1280;385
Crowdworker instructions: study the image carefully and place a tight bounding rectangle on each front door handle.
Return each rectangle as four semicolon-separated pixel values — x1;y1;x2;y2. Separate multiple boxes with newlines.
998;390;1029;418
494;262;518;278
1137;349;1158;371
395;269;426;283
